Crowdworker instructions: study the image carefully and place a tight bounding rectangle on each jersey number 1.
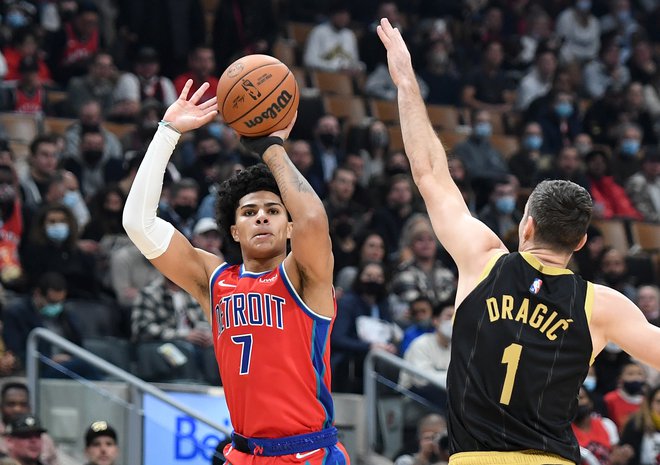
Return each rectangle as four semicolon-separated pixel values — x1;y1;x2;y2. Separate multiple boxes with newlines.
231;334;253;375
499;343;522;405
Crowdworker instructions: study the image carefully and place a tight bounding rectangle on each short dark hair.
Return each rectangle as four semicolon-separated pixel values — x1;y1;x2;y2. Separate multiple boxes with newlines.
29;135;57;157
527;180;592;253
1;382;28;401
36;272;67;295
215;164;281;240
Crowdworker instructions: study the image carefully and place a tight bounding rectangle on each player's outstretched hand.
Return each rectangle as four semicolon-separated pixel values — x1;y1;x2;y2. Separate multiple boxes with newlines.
376;18;415;89
163;79;218;133
269;111;298;141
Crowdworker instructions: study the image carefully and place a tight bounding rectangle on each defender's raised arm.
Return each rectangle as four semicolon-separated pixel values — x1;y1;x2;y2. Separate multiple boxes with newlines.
376;19;505;299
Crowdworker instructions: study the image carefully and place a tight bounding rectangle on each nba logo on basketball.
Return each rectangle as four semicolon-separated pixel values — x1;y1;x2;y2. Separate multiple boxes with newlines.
529;278;543;294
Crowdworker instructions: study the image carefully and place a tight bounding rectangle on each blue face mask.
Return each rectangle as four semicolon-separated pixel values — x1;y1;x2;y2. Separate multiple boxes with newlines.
616;9;631;22
620;139;640;157
46;223;70;243
523;134;543;151
40;302;64;317
6;11;28;29
554;102;573;119
576;0;591;11
61;191;79;208
583;375;597;392
474;122;492;139
495;196;516;214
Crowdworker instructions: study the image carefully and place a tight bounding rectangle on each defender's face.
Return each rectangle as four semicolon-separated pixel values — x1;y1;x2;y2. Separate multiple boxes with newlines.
231;191;291;258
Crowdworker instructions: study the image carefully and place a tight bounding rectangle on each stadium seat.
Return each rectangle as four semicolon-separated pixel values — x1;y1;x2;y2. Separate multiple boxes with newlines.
590;219;630;254
323;95;367;124
103;122;136;139
311;70;354;96
387;125;404;152
287;21;315;47
370;99;399;124
0;112;40;144
43;117;75;135
273;38;297;67
630;221;660;253
438;130;468;151
491;134;520;159
64;299;122;338
426;104;459;131
83;337;132;373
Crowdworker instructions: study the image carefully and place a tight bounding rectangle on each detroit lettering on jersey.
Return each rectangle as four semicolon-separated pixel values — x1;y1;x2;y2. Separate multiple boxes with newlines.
215;293;286;334
485;294;574;341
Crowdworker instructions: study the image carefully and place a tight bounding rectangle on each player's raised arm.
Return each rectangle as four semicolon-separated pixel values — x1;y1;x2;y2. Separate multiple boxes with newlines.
241;115;334;314
376;18;505;286
122;80;221;316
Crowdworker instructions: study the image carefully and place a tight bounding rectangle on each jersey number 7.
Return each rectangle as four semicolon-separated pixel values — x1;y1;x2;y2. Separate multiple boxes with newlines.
231;334;253;375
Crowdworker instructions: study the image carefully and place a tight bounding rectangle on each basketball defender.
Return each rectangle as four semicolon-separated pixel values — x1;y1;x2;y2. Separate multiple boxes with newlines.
123;80;349;465
377;19;660;465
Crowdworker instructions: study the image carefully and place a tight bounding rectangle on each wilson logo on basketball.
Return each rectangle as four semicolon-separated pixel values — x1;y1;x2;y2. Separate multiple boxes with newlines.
244;90;293;129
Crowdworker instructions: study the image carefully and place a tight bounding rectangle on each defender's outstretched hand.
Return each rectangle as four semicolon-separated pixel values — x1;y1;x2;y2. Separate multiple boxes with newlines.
163;79;218;133
376;18;416;88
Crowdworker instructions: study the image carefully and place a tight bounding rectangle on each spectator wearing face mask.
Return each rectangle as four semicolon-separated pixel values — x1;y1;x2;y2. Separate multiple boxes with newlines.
399;303;454;413
311;115;345;185
572;386;634;465
3;272;99;379
399;296;435;355
20;204;98;299
620;384;660;465
605;362;647;432
157;178;199;240
477;179;523;247
596;247;638;302
611;123;645;186
62;126;123;200
508;122;549;189
453;109;509;190
331;261;399;393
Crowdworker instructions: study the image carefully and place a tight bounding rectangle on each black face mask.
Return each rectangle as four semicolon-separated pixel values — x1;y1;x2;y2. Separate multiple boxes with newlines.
82;150;103;165
319;133;337;147
81;123;101;133
358;281;386;299
385;166;408;176
603;272;625;285
574;404;592;422
334;221;353;239
622;380;645;396
199;153;218;167
174;205;196;220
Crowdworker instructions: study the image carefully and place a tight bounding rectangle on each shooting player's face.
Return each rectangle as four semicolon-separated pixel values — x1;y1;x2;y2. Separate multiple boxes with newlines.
231;191;291;258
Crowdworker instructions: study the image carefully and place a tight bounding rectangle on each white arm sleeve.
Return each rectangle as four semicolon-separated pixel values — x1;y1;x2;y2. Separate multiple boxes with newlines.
122;124;179;259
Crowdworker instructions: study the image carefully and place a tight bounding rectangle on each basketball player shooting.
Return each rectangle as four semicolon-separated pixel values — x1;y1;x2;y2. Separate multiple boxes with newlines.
123;79;349;465
377;18;660;465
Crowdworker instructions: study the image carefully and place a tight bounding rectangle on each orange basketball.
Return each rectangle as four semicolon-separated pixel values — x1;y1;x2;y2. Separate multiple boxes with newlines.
217;54;299;137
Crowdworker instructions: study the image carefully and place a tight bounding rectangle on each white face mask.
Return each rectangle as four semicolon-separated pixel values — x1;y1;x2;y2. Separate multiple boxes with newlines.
438;320;453;340
605;341;622;354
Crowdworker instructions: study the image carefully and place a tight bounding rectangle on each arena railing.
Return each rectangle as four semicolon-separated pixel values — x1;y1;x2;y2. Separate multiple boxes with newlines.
26;328;231;465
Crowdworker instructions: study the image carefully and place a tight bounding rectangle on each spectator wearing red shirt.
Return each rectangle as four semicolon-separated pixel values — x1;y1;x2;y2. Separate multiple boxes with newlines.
585;147;643;220
173;47;218;103
572;386;634;465
3;28;53;85
605;361;647;432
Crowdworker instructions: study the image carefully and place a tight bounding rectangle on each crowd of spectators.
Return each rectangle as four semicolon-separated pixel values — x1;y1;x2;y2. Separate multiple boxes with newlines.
0;0;659;462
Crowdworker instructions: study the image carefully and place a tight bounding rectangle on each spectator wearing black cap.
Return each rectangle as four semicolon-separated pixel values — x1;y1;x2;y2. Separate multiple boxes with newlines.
84;421;117;465
3;414;48;465
0;57;46;114
113;47;177;120
625;147;660;222
0;385;58;465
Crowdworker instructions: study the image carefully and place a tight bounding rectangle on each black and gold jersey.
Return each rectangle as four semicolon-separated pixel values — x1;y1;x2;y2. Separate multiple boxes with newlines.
447;252;594;464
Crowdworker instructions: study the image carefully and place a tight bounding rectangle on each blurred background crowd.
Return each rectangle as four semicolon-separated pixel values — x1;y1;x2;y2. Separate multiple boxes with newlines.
0;0;658;463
